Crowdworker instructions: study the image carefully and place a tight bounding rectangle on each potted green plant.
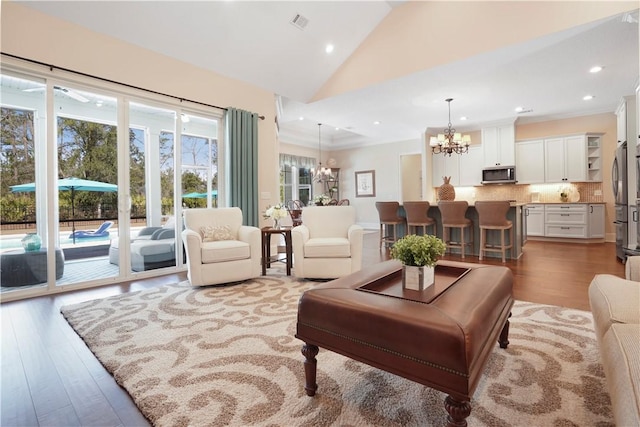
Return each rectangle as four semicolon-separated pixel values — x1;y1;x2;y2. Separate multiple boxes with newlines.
390;234;446;290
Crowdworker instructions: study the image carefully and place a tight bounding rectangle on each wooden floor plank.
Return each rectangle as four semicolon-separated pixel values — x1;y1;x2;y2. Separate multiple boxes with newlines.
1;305;39;427
0;234;626;426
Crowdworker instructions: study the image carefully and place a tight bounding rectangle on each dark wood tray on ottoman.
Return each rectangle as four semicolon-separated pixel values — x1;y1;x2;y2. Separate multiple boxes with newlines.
295;259;514;427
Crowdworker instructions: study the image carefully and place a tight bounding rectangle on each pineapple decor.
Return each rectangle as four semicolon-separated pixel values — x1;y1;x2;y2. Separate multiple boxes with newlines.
438;176;456;201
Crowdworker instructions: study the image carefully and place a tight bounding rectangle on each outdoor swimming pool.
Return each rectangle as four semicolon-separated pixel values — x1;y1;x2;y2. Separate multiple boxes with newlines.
0;233;113;252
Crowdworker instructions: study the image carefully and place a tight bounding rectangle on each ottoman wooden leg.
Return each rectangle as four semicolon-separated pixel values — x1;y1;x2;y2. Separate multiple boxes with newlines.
444;395;471;427
301;343;319;396
499;313;511;349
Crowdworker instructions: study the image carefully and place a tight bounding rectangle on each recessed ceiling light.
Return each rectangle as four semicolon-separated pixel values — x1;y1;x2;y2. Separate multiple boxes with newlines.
325;44;334;54
590;66;603;73
299;116;304;120
460;116;467;121
373;121;380;125
583;95;594;101
515;106;524;112
335;127;339;131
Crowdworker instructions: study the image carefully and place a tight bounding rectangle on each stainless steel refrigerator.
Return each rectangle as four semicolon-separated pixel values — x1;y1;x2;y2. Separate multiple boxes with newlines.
612;142;627;261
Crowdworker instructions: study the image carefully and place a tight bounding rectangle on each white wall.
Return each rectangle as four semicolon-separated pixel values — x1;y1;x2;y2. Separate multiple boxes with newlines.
328;139;422;228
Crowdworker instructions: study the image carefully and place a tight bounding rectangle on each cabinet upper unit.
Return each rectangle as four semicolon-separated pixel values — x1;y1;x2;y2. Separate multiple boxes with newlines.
481;124;515;167
516;133;602;184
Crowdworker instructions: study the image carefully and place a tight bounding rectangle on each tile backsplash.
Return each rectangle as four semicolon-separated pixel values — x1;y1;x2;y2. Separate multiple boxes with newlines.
436;182;604;204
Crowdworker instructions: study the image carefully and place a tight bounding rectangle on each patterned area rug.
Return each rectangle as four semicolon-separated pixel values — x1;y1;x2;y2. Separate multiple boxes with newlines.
60;271;613;427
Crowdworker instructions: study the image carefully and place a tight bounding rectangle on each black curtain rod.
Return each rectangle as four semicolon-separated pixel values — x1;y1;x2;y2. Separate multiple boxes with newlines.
2;52;265;120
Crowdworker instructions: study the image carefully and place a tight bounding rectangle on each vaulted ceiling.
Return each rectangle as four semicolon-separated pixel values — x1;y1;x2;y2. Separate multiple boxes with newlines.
17;1;640;149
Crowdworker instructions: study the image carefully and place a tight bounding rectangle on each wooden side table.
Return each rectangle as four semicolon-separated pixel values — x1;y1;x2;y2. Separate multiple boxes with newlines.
261;227;292;276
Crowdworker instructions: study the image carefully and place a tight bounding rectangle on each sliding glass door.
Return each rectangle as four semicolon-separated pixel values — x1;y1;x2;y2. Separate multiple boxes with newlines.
53;86;120;287
0;64;223;300
0;74;48;292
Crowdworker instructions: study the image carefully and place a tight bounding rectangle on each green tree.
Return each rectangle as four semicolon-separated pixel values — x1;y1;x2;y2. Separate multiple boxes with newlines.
0;108;35;193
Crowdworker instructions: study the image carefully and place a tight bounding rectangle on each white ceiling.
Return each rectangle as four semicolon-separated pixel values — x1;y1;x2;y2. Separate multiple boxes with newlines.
17;1;640;150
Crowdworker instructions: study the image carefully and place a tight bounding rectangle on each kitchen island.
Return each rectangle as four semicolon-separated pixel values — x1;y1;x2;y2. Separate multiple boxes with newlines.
400;202;526;260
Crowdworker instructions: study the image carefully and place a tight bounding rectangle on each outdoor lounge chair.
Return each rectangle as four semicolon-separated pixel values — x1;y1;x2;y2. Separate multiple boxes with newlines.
69;221;113;239
109;217;179;271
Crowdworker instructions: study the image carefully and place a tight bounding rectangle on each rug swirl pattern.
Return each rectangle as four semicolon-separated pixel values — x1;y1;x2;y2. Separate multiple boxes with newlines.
60;272;613;426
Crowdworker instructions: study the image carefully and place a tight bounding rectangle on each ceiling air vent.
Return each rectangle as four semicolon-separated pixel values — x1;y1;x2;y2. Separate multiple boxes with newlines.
290;14;309;30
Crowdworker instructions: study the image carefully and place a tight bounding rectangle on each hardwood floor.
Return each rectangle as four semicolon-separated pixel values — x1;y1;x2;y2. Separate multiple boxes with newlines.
0;233;625;426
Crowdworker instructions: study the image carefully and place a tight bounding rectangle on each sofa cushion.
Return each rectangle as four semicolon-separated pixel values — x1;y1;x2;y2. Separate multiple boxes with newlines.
151;228;175;240
132;240;175;257
303;237;351;258
201;240;250;263
589;274;640;339
601;323;640;426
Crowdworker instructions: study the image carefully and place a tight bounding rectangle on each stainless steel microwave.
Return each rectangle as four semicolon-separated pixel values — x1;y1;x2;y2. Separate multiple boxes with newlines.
481;166;516;184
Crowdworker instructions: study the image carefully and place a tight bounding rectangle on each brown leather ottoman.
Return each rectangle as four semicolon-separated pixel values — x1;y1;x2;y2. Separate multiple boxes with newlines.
296;259;513;427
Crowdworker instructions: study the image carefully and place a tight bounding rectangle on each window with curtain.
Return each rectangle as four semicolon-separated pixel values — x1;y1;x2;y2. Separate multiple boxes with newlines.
279;154;315;206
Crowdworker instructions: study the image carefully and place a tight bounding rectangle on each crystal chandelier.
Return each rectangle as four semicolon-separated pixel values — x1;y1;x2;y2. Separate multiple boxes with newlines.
312;123;333;183
429;98;471;156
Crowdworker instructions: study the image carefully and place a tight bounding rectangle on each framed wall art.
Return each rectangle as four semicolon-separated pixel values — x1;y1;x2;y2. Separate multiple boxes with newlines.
355;170;376;197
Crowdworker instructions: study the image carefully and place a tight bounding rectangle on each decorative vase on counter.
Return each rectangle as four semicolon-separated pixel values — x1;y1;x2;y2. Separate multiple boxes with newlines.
402;265;435;291
273;218;281;230
438;176;455;201
21;233;42;252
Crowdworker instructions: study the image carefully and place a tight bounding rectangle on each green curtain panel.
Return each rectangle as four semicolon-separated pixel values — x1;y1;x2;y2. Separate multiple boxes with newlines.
226;107;259;226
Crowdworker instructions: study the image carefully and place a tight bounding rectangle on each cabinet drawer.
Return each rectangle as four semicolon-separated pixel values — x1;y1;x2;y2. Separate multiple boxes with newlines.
525;204;545;211
544;204;587;213
545;211;587;224
545;225;587;238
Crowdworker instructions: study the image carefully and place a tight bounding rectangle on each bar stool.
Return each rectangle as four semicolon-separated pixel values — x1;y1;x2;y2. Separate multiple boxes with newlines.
438;201;473;258
475;201;513;263
375;201;405;249
403;201;437;236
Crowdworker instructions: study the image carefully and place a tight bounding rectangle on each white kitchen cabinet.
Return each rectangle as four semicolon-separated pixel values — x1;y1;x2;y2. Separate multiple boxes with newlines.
515;139;545;183
588;204;605;239
458;145;482;186
431;153;460;187
482;124;515;167
616;99;627;145
544;204;587;238
544;135;587;182
525;204;545;236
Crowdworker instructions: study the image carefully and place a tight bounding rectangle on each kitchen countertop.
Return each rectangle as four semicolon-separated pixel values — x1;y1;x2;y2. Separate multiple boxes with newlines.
428;201;527;207
525;201;607;204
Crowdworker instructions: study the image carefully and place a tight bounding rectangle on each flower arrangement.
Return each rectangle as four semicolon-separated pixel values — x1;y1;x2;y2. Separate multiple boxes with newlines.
263;204;288;221
312;193;331;206
390;234;446;267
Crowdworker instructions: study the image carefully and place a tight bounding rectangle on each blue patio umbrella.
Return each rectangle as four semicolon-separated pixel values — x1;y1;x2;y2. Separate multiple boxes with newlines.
11;177;118;244
182;190;218;199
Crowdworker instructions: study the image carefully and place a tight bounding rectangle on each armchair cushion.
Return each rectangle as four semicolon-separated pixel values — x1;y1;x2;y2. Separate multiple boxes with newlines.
201;240;250;263
303;237;351;258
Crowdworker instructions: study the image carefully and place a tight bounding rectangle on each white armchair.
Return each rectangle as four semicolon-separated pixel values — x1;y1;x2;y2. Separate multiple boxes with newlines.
291;205;363;279
182;207;261;286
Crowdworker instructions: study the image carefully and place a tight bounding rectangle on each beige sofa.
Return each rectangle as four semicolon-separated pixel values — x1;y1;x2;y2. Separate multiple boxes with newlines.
588;257;640;426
